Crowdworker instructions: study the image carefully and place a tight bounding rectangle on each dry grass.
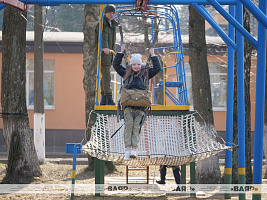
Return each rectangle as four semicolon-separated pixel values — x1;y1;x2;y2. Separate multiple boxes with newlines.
0;160;267;199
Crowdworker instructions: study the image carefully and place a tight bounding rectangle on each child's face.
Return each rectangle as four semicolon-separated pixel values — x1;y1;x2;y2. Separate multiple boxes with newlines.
132;63;142;72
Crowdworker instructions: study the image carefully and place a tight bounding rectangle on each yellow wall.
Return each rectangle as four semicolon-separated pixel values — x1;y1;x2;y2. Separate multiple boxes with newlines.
0;52;86;130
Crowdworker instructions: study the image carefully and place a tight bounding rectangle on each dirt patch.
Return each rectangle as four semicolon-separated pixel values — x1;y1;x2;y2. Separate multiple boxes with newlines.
0;161;267;199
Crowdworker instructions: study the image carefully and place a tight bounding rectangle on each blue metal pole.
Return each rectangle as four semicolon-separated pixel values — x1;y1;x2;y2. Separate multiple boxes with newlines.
252;0;266;199
207;0;258;49
19;0;237;5
224;4;235;199
236;1;246;200
96;5;107;105
0;4;6;10
192;4;237;51
71;145;78;200
171;5;188;105
239;0;267;29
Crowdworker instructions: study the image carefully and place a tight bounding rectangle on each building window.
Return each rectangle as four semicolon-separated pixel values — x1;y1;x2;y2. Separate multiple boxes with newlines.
185;62;227;111
26;59;55;109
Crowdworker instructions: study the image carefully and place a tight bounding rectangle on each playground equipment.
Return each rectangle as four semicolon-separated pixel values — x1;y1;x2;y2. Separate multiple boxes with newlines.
94;4;190;107
3;0;267;199
0;0;32;11
82;110;229;167
82;2;266;199
81;3;230;166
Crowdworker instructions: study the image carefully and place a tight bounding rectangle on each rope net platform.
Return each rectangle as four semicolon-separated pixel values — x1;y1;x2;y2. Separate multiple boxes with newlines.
82;109;230;167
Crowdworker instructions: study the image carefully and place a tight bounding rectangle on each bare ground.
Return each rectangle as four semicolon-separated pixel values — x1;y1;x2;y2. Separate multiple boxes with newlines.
0;160;267;200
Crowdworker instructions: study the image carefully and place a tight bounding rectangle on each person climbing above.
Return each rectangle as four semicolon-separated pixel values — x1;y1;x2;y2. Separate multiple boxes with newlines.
113;44;161;161
95;4;118;105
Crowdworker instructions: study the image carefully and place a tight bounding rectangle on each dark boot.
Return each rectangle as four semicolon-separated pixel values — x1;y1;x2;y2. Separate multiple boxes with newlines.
107;95;115;105
100;95;107;105
156;180;166;184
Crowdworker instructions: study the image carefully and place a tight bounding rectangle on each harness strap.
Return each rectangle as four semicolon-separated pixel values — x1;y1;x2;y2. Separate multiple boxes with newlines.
124;69;149;90
117;100;121;122
111;124;124;138
140;106;150;126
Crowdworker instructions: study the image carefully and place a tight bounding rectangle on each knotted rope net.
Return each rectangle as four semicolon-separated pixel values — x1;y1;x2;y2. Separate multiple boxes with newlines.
82;111;230;167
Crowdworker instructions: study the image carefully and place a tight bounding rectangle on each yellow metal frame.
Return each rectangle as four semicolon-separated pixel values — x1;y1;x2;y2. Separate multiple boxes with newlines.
95;5;106;105
94;104;190;111
94;50;192;111
95;22;187;110
162;51;181;105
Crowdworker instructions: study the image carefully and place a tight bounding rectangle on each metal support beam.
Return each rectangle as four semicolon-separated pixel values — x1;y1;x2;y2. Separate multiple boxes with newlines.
190;162;196;197
0;4;6;10
19;0;237;5
180;164;186;184
192;4;237;51
239;0;267;29
95;158;104;197
0;0;32;10
252;0;266;199
224;4;235;200
207;0;258;49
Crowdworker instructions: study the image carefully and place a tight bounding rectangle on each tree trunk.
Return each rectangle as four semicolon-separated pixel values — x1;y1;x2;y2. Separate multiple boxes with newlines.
83;4;99;171
189;5;220;183
83;5;116;172
233;7;253;184
232;55;239;183
141;17;151;59
243;6;253;184
1;7;41;183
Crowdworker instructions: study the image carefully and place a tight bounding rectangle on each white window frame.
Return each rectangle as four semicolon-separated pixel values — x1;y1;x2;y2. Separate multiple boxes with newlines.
184;62;227;111
26;60;55;110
